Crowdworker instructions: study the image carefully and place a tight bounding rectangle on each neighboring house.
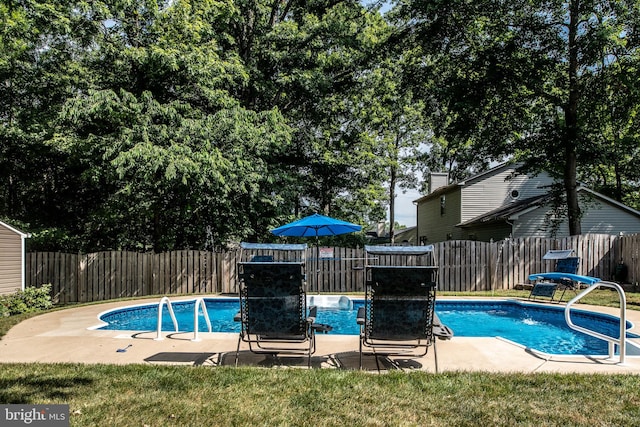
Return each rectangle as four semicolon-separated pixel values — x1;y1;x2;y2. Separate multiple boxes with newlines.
414;163;640;244
0;220;30;295
365;222;418;244
393;226;417;244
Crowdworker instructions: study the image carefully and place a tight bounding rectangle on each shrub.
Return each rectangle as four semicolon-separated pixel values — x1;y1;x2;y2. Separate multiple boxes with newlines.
0;285;53;316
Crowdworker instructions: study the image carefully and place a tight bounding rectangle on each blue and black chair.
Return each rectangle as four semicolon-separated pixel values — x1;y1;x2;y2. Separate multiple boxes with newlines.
235;261;318;367
357;260;452;372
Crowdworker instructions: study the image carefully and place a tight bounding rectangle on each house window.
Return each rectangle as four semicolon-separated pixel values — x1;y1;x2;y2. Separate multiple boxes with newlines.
440;195;446;215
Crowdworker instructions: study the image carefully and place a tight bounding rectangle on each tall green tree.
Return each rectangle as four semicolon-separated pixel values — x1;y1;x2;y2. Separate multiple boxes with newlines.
392;0;640;234
224;0;392;225
1;0;401;251
0;0;102;247
579;25;640;208
359;56;429;241
55;0;296;251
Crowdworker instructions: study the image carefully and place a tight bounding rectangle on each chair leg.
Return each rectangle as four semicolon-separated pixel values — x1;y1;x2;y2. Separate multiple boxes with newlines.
235;334;242;367
433;341;439;373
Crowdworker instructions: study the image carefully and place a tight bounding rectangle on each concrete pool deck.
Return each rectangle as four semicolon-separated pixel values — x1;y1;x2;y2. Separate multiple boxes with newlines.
2;296;640;374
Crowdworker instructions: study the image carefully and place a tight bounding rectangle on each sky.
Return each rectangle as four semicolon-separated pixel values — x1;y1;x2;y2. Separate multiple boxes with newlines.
390;186;422;227
389;167;427;228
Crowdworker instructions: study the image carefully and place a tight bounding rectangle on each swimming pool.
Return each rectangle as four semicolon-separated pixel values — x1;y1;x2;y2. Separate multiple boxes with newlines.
96;298;637;356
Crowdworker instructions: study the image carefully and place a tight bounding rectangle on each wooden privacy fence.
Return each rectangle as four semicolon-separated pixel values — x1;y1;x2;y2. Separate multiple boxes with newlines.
26;233;640;304
26;251;232;304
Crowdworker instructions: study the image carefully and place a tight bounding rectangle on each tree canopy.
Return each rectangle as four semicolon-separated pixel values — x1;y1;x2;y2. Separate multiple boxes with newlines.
391;0;640;233
2;0;639;251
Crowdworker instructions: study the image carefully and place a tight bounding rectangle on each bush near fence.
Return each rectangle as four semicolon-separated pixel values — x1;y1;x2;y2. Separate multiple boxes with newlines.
26;234;640;304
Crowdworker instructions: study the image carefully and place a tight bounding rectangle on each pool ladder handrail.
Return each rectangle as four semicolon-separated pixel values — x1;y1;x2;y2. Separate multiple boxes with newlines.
155;296;179;341
192;297;212;342
564;280;627;364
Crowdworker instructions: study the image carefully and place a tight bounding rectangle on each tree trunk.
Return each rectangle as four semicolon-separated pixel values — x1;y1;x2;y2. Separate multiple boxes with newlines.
565;0;582;236
389;167;396;244
615;162;623;202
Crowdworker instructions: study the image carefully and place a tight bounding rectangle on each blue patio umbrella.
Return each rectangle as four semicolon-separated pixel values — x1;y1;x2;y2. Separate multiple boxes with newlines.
271;214;362;290
271;213;362;238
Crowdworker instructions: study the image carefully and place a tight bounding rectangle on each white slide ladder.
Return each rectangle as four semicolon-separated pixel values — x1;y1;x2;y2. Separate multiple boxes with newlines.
155;296;179;340
564;281;629;364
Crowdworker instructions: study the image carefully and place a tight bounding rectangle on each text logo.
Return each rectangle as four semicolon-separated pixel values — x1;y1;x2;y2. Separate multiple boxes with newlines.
1;405;69;426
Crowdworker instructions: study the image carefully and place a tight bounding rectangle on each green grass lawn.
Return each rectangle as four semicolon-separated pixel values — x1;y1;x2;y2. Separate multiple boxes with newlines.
1;290;640;426
1;364;639;426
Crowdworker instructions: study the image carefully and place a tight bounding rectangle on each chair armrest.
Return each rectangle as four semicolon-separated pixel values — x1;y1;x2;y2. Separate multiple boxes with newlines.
356;306;365;325
433;324;454;340
312;323;333;333
433;312;453;340
306;305;317;324
433;312;443;327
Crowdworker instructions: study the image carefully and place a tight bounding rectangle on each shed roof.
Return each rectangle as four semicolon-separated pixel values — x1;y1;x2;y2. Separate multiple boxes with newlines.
0;220;30;238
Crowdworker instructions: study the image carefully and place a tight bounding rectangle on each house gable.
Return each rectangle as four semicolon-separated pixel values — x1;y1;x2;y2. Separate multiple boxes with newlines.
416;186;463;243
415;163;554;243
460;164;553;222
580;197;640;235
493;188;640;238
415;162;640;243
527;189;640;236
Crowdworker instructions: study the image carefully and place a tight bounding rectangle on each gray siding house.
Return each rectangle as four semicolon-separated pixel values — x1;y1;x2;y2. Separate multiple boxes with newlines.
0;221;30;295
415;163;640;244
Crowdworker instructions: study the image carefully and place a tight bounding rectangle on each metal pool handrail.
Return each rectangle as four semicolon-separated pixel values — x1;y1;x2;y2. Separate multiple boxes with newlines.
192;297;212;342
564;280;627;364
155;296;179;341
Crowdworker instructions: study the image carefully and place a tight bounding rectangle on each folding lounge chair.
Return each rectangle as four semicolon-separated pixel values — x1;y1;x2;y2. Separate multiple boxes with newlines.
528;250;596;302
235;261;318;367
357;245;452;372
552;256;581;297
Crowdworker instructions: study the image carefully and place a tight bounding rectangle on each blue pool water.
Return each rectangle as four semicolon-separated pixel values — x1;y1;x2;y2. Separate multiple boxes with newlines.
97;298;636;356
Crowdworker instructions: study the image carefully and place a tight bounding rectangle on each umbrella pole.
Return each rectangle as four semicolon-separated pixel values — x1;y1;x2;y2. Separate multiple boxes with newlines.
315;237;321;294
